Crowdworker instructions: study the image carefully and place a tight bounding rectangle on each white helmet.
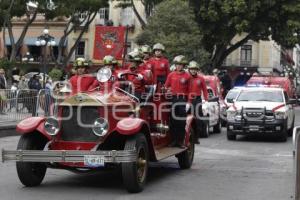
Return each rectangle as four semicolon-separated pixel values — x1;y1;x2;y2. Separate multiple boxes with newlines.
153;43;165;51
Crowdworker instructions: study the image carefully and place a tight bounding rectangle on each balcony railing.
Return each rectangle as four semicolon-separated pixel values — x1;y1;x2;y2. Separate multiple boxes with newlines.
223;59;258;67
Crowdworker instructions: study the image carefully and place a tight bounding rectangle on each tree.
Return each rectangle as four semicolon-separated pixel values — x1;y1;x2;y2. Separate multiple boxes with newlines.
188;0;300;69
0;0;44;62
136;0;209;66
45;0;108;67
114;0;163;29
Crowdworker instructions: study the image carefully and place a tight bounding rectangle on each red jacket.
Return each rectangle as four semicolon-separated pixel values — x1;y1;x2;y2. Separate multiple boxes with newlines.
141;60;153;71
188;74;209;102
165;71;190;95
148;57;170;84
123;67;153;93
69;74;96;94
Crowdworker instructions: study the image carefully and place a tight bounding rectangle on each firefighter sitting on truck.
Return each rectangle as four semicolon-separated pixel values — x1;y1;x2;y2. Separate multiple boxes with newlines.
69;57;96;94
118;51;153;101
164;55;190;148
89;55;120;93
148;43;170;90
187;61;209;144
140;45;153;71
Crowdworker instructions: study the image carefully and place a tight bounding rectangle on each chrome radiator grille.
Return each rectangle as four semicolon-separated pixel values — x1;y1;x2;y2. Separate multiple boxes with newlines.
61;106;100;142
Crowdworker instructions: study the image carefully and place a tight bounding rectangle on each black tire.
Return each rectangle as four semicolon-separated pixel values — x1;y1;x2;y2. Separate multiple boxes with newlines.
213;120;222;133
227;130;236;141
177;128;195;169
288;116;295;137
122;134;149;193
279;120;288;142
200;120;210;138
16;133;48;187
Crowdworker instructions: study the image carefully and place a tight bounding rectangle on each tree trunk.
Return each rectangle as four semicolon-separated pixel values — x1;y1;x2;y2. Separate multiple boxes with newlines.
8;10;37;62
210;33;253;69
56;15;76;67
131;0;146;29
62;12;97;67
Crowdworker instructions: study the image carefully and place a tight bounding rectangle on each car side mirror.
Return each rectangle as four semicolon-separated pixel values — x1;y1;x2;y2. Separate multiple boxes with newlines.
288;98;297;105
227;98;234;103
208;96;219;102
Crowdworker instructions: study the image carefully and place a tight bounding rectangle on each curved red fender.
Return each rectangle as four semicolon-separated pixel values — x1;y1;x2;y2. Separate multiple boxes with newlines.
16;117;51;140
116;117;149;135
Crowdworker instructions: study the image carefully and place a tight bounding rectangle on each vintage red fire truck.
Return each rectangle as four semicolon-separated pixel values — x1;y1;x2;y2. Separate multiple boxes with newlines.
2;67;196;193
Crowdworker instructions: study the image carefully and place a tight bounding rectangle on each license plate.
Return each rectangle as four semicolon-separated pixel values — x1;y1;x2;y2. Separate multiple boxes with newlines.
84;155;105;167
249;125;259;131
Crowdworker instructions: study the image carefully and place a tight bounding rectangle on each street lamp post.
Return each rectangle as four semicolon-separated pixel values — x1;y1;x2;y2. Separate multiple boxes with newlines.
35;28;56;88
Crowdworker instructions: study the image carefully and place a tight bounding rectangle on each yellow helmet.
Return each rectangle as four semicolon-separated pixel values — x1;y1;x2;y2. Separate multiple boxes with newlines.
153;43;165;51
173;55;188;65
141;45;152;54
127;51;143;62
187;61;200;69
103;55;117;65
74;57;89;68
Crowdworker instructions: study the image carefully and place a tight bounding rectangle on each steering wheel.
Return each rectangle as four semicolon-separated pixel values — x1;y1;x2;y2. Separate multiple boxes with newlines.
118;72;139;79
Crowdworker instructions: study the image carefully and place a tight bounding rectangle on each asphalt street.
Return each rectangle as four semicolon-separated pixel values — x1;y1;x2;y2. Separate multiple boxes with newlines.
0;109;299;200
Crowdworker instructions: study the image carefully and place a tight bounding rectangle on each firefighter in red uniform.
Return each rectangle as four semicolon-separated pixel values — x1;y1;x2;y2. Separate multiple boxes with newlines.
69;58;96;94
119;51;153;101
165;55;190;148
140;45;153;71
89;55;120;93
187;61;209;143
149;43;170;89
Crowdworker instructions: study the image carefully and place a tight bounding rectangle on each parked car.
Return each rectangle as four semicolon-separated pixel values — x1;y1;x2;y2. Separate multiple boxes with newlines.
226;87;295;141
202;75;226;132
200;86;222;137
221;87;244;126
2;67;196;193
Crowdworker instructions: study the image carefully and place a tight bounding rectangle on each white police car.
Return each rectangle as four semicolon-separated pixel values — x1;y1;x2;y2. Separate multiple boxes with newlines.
226;87;295;141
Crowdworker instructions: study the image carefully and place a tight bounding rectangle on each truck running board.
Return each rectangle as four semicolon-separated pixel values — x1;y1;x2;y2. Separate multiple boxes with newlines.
154;147;187;161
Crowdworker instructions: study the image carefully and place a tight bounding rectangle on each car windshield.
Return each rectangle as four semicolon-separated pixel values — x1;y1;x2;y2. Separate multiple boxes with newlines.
237;90;283;102
226;90;239;101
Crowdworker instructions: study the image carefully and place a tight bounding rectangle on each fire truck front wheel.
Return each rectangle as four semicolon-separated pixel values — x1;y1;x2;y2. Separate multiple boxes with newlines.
122;133;149;193
16;133;48;187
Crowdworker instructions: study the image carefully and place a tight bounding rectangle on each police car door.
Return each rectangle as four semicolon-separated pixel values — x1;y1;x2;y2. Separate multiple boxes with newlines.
207;88;218;126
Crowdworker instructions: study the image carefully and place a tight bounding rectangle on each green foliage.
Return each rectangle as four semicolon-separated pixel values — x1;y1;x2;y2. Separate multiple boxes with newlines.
0;58;15;71
47;0;108;19
49;68;63;81
137;0;209;66
189;0;300;67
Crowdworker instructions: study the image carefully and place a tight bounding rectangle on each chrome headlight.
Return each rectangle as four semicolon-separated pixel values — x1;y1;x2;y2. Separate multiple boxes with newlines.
97;67;112;82
274;111;286;119
92;118;109;137
227;110;237;121
44;117;60;136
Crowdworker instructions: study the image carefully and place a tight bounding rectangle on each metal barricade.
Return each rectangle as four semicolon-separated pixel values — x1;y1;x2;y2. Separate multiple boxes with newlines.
0;89;58;123
36;89;58;117
294;126;300;200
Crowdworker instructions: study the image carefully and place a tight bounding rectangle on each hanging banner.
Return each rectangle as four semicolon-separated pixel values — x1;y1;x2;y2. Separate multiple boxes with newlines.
93;26;126;61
